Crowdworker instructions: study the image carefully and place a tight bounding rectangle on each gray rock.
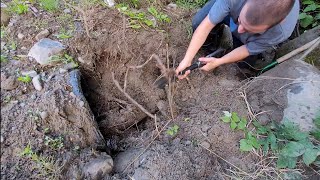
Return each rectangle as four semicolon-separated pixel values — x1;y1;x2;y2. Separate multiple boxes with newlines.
114;148;141;173
79;101;85;107
1;8;10;26
31;94;36;100
21;70;37;77
17;33;24;39
0;135;3;143
104;0;115;7
59;68;68;74
35;29;50;41
63;8;71;14
32;75;43;91
167;3;177;10
247;59;320;132
20;102;26;107
1;76;18;90
40;111;48;119
28;38;65;65
84;154;113;179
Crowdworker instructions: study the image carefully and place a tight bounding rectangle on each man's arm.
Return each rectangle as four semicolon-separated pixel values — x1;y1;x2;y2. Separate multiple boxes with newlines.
200;45;250;71
175;16;215;78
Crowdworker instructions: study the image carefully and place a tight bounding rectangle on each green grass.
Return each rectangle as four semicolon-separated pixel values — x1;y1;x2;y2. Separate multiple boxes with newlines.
175;0;208;9
38;0;60;12
8;0;29;15
17;75;32;83
0;55;8;63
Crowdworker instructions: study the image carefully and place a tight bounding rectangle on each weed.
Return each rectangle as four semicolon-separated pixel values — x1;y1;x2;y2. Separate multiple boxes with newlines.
116;4;154;29
176;0;208;9
220;111;320;169
55;28;73;39
1;55;8;63
4;95;12;103
20;143;34;157
1;26;6;39
17;75;32;83
166;124;179;136
148;6;171;23
44;136;64;150
44;128;50;134
299;0;320;29
9;41;17;51
38;0;60;12
8;0;29;15
48;53;78;66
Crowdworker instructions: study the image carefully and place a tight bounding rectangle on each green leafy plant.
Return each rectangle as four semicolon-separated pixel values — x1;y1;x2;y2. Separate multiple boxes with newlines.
1;55;8;63
17;75;32;83
220;111;247;130
20;143;34;157
38;0;60;12
48;53;78;67
9;0;29;15
130;0;140;8
116;4;154;29
221;111;320;169
299;0;320;28
148;6;171;23
1;26;6;39
55;29;73;39
9;41;17;50
166;124;179;136
44;136;64;150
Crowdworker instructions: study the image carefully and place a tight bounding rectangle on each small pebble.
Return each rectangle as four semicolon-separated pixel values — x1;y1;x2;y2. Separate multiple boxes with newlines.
79;101;84;107
11;126;16;131
21;46;27;50
63;8;71;14
40;111;48;119
21;70;37;78
20;102;26;107
31;94;36;100
185;140;191;145
0;136;3;143
17;33;24;39
59;68;68;74
167;3;177;10
70;92;76;98
35;29;50;41
32;75;43;91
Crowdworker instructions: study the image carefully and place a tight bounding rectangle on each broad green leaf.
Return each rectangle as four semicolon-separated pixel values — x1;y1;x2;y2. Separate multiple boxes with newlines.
299;139;315;149
220;116;231;123
302;0;314;5
314;110;320;128
311;129;320;140
315;13;320;20
231;112;240;122
249;136;260;149
280;121;308;141
230;121;237;130
303;4;317;12
281;141;305;157
268;133;278;151
300;15;314;28
240;139;253;152
299;12;307;20
287;157;298;169
277;155;288;168
303;148;319;166
237;118;247;130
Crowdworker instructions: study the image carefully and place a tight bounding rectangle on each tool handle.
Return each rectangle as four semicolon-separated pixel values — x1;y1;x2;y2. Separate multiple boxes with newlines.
179;62;205;75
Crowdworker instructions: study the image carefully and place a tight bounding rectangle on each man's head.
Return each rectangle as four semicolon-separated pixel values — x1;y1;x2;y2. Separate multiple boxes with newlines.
238;0;295;34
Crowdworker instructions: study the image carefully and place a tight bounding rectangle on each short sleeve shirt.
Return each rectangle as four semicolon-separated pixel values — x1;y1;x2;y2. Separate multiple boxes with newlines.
208;0;300;55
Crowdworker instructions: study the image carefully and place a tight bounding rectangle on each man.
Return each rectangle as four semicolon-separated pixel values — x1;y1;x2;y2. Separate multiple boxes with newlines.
176;0;299;79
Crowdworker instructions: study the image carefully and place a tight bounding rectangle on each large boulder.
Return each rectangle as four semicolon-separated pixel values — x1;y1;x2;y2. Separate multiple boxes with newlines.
246;59;320;131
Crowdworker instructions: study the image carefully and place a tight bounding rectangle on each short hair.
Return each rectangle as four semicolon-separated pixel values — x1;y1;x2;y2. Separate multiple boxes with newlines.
245;0;295;27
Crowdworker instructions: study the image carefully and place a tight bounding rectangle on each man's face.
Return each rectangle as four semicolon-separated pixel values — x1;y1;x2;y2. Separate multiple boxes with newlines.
238;4;269;34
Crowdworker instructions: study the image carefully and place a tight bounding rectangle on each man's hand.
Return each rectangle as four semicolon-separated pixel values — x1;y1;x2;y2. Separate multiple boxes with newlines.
199;57;223;71
175;59;191;80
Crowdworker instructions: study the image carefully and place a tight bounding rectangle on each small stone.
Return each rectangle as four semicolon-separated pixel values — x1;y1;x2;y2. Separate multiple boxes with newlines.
84;155;114;179
1;76;18;90
28;38;65;65
200;141;211;149
70;92;76;98
79;101;84;107
0;135;3;143
20;102;26;107
104;0;115;7
167;3;177;10
59;68;68;74
185;140;191;145
31;94;36;100
32;75;43;91
63;8;71;14
21;70;37;78
172;138;181;145
40;111;48;119
21;46;27;50
35;29;50;41
17;33;24;39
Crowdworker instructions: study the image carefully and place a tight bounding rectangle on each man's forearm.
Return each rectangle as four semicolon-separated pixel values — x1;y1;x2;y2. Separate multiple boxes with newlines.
184;16;215;63
218;45;250;65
